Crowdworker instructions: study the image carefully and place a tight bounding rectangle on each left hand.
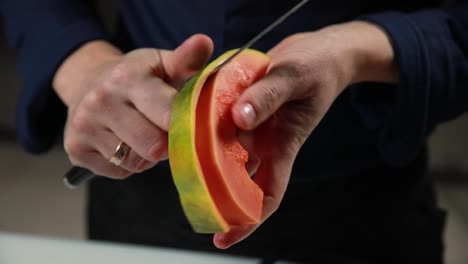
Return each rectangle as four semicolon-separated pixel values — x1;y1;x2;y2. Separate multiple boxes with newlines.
213;21;398;248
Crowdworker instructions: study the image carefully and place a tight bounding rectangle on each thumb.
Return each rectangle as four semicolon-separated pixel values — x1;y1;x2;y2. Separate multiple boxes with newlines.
232;66;294;130
161;34;214;88
213;155;294;249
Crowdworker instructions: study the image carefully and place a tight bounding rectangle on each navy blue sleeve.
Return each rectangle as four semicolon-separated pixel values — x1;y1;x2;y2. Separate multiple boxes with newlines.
0;0;110;154
352;2;468;165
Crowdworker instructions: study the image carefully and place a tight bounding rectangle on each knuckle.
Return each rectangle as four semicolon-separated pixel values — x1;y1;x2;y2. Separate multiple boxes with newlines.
70;109;95;135
87;87;112;110
64;140;86;160
107;62;134;87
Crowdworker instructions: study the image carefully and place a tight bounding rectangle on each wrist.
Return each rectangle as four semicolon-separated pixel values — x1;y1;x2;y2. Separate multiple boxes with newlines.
53;40;123;108
321;21;398;87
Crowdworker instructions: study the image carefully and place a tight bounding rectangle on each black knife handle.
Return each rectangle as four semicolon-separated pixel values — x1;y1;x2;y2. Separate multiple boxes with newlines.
63;166;97;189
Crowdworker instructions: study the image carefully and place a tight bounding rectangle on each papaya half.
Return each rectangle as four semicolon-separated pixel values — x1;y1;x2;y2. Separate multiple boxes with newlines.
168;49;271;233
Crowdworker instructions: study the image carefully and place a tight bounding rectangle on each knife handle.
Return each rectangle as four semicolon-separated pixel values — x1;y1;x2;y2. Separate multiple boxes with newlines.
63;166;97;189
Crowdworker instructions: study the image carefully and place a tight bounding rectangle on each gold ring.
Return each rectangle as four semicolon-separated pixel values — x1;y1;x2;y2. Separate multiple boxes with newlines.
109;141;130;166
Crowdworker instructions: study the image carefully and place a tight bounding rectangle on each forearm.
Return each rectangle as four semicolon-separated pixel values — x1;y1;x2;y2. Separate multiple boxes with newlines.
53;40;123;108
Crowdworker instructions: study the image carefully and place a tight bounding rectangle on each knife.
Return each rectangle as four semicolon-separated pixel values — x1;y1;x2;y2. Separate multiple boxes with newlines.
63;0;311;189
212;0;310;72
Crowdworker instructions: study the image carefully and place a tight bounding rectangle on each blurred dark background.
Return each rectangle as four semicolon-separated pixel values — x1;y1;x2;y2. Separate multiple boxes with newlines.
0;24;19;139
0;1;467;263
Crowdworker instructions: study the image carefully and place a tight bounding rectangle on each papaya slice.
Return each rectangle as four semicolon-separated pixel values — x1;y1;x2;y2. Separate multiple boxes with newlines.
169;49;270;233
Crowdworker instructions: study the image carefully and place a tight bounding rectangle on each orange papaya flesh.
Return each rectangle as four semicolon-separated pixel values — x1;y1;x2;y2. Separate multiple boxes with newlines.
169;49;270;233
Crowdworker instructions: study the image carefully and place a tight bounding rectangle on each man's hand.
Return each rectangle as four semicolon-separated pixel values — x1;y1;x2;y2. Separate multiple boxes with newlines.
213;21;398;248
53;34;214;178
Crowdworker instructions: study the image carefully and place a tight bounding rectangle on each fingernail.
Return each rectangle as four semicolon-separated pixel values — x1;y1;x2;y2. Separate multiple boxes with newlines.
240;103;256;127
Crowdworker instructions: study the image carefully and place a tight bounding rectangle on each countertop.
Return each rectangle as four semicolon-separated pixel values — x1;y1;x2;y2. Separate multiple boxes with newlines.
0;232;259;264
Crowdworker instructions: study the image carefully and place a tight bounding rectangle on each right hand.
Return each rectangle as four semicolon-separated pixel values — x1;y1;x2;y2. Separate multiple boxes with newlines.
53;34;214;179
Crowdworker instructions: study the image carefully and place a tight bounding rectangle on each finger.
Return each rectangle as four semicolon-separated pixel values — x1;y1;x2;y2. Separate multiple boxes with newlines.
99;103;168;163
232;65;298;130
237;130;260;176
213;194;281;249
213;224;256;249
65;141;132;179
213;155;294;249
64;110;133;179
91;129;155;173
80;152;133;179
246;157;260;177
160;34;214;88
64;116;154;175
129;77;177;131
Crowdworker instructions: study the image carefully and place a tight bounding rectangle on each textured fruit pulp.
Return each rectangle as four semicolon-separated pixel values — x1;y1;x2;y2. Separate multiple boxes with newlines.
195;56;267;225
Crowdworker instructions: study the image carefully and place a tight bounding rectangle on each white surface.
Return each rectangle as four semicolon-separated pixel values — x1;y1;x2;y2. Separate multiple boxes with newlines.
436;184;468;264
0;232;259;264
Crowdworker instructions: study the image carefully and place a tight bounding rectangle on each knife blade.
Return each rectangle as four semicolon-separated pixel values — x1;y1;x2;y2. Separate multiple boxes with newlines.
211;0;310;73
63;0;311;189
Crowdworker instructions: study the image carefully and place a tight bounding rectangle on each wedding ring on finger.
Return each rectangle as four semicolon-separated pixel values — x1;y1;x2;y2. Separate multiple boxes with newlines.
109;141;131;166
